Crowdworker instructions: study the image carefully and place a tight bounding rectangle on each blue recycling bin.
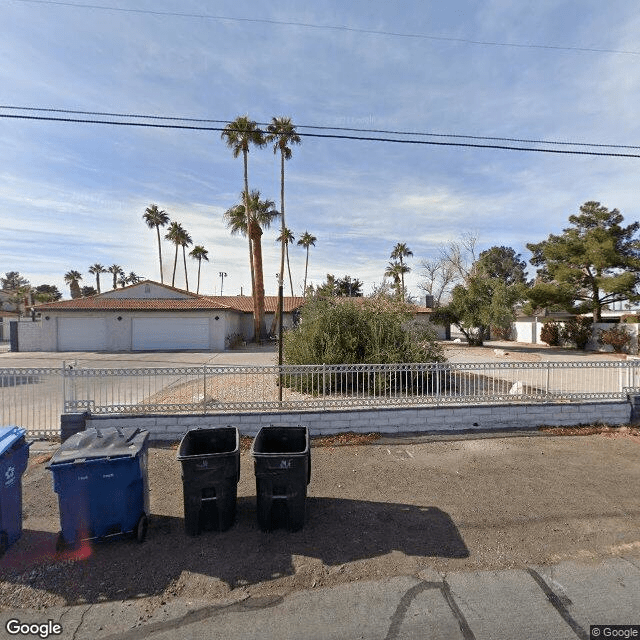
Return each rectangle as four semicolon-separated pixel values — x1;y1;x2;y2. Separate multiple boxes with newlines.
47;427;150;550
0;426;31;556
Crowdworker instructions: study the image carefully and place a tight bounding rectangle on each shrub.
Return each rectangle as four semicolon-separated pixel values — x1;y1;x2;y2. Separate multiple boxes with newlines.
282;297;445;395
560;316;593;350
491;324;513;341
540;321;561;346
598;324;632;353
225;332;245;349
621;314;640;324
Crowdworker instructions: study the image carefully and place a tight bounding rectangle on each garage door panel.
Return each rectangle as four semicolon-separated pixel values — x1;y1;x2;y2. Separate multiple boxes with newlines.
132;317;209;350
58;318;107;351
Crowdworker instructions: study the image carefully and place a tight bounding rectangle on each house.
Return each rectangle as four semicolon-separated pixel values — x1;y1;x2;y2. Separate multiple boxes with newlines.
19;281;306;352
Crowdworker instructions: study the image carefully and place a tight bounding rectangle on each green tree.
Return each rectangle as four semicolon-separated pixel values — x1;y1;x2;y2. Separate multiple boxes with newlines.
283;297;444;378
126;272;142;285
1;272;30;290
224;190;280;336
527;201;640;321
189;245;209;294
390;243;413;299
221;115;267;340
88;263;106;294
475;246;529;286
432;275;522;346
81;285;97;297
276;227;295;296
297;231;316;295
143;204;170;284
108;264;123;290
33;284;62;302
64;270;83;299
384;261;408;298
314;274;363;297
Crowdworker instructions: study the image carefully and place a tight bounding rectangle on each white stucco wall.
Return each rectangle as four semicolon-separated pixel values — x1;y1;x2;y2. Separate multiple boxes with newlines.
17;311;231;351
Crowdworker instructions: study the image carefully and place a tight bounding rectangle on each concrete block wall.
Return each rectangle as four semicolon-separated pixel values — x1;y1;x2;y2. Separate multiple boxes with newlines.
85;400;632;442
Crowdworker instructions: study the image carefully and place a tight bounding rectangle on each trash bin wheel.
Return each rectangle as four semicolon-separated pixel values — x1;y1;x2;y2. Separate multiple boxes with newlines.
135;514;148;543
0;531;8;558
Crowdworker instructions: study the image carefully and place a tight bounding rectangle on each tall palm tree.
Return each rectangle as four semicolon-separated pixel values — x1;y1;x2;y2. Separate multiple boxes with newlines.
297;231;317;295
390;243;413;300
276;227;295;296
64;270;82;299
179;227;193;291
221;115;266;340
224;190;280;336
266;117;301;352
126;272;142;285
88;263;106;294
165;221;184;288
143;204;170;284
189;245;209;294
384;261;410;298
108;264;123;290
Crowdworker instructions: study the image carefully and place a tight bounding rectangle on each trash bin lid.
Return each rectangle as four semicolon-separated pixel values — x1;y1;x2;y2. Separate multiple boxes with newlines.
48;427;148;465
0;426;27;457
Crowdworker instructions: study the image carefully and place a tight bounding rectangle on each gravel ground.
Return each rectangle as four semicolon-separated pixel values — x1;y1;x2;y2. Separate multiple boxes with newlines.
1;429;639;613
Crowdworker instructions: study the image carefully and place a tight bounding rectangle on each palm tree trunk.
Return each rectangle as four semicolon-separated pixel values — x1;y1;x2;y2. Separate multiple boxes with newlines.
96;274;101;294
156;226;164;284
172;245;178;287
250;220;266;339
196;259;202;294
304;248;310;294
244;149;259;341
182;246;189;291
286;243;294;296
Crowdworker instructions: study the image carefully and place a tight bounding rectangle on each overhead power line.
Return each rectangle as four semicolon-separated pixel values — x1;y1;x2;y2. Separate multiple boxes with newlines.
8;0;640;56
1;105;638;151
2;112;640;158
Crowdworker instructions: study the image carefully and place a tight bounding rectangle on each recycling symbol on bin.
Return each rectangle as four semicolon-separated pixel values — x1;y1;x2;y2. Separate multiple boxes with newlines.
279;460;291;469
4;465;15;487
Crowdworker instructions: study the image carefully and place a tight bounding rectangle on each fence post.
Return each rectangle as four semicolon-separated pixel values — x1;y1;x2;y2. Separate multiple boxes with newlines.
322;363;326;401
545;361;550;396
202;365;207;413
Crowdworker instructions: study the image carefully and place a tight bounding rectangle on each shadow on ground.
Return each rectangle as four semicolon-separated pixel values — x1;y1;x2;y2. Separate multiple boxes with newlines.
0;497;467;605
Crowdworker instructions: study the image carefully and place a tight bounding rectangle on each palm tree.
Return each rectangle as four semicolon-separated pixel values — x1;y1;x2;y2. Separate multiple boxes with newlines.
297;231;317;295
390;243;413;300
88;263;106;294
221;115;266;340
126;272;142;285
108;264;123;290
165;221;184;288
224;190;280;336
189;245;209;294
143;204;170;283
179;227;193;291
266;117;301;352
276;227;295;296
64;270;82;299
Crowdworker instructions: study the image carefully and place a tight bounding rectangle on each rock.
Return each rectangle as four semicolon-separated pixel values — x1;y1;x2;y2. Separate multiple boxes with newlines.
509;381;526;394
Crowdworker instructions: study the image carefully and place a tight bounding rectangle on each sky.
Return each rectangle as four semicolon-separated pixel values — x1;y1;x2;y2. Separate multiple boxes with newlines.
2;0;640;301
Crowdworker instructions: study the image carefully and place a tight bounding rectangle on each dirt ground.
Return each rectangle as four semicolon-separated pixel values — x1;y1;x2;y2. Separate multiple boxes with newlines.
1;428;639;615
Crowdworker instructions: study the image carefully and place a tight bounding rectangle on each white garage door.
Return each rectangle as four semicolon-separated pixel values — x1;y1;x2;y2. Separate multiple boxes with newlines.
58;318;108;351
132;317;210;350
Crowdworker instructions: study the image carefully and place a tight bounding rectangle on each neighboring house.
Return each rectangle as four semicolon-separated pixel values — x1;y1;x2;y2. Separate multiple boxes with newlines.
21;281;305;352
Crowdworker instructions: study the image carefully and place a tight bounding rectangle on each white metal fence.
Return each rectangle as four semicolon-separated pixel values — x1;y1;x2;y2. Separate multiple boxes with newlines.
2;360;639;438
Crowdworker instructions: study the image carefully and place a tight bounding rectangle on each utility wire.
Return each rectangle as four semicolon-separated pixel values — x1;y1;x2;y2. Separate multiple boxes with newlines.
7;0;640;56
1;105;638;151
2;112;640;158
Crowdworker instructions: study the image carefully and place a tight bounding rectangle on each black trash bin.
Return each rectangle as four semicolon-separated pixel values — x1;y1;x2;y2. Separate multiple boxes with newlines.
251;425;310;532
177;426;240;535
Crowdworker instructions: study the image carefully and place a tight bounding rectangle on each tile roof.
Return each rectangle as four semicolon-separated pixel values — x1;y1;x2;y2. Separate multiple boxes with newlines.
35;295;308;313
